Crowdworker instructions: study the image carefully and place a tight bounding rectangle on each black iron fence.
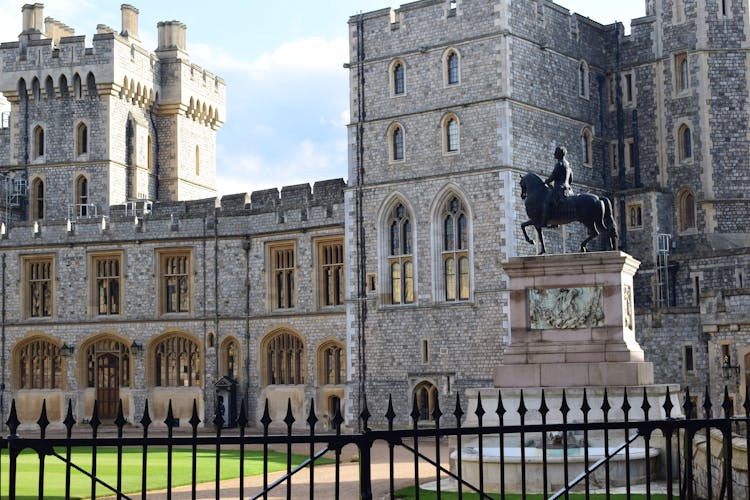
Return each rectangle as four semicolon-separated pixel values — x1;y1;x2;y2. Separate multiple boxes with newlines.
0;386;748;499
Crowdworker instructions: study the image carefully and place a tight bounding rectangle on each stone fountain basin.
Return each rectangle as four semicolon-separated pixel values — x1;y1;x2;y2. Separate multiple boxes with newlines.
452;440;659;493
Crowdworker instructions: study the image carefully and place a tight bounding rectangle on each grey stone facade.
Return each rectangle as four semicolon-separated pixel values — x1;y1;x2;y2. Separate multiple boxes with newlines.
345;0;750;423
2;0;750;431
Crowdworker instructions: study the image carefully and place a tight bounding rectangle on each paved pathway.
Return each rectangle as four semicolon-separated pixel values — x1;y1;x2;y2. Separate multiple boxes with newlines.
135;440;447;499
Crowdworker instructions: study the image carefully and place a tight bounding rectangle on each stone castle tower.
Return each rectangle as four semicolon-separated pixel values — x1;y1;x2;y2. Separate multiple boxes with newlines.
0;3;225;223
345;0;750;422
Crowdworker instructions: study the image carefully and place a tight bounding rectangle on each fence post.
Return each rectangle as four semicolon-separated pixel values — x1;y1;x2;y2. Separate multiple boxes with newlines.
358;434;373;500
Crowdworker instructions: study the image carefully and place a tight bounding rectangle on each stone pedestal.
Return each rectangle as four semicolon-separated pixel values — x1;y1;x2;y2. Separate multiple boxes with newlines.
494;251;654;388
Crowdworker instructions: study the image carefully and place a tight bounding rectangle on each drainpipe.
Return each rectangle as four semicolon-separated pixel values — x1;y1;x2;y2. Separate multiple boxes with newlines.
213;208;219;382
242;237;251;421
1;253;6;431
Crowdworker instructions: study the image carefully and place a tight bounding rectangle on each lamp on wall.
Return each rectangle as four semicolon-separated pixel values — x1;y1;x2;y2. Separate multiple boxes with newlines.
722;355;740;379
60;343;75;357
130;341;143;355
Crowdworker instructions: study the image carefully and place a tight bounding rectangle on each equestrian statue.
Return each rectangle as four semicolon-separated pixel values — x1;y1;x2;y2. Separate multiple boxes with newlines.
520;146;618;255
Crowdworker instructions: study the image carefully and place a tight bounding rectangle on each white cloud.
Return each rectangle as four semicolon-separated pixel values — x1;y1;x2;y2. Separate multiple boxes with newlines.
216;138;347;196
191;36;348;80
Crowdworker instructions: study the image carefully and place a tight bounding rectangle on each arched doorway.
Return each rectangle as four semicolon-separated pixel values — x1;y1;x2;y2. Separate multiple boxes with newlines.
97;353;119;418
83;338;131;419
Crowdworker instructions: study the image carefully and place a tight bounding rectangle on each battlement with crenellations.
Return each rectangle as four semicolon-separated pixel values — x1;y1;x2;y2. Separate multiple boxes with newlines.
0;179;346;246
0;3;225;123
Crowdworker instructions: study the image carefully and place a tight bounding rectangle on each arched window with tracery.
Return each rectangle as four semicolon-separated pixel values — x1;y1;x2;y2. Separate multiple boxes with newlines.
83;337;131;388
413;381;438;421
263;330;305;385
678;124;692;161
442;196;470;301
581;127;593;166
33;125;44;158
677;188;696;233
389;123;404;162
317;340;345;385
578;61;589;98
15;337;63;389
444;114;460;153
31;178;44;220
221;337;240;380
444;49;460;85
153;334;201;387
391;60;405;96
86;72;97;98
77;123;88;156
388;203;414;305
76;175;89;217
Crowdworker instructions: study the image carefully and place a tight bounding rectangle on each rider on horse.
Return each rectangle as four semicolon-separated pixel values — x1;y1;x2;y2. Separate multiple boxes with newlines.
542;146;573;227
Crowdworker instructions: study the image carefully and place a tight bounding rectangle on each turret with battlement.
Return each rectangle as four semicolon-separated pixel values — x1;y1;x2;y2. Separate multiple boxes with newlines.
0;3;226;225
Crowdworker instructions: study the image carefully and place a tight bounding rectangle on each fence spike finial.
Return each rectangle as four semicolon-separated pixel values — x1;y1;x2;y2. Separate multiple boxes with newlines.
641;387;651;421
140;399;152;431
683;386;694;419
189;398;201;430
360;394;372;430
431;395;442;424
454;394;464;425
283;398;295;430
411;392;422;424
722;386;733;418
237;398;248;429
90;400;101;433
703;385;713;418
37;399;50;438
559;389;569;417
539;389;549;417
6;399;20;438
495;390;506;421
386;394;396;430
517;389;527;418
260;399;272;429
601;387;611;415
307;398;318;429
581;388;591;415
164;399;177;429
663;386;673;418
64;398;76;436
332;397;344;433
114;399;127;432
621;386;631;417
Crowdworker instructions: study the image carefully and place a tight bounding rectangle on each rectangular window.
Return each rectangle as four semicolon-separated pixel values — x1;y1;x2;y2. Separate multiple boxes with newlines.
684;345;694;372
675;53;689;93
623;72;635;106
626;202;643;229
421;339;429;364
317;238;345;307
92;253;122;316
25;256;54;318
609;141;618;175
624;138;635;171
607;73;616;109
269;242;296;309
159;250;191;313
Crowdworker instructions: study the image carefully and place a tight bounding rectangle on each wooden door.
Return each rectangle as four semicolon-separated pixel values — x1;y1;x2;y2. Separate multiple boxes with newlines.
96;353;119;419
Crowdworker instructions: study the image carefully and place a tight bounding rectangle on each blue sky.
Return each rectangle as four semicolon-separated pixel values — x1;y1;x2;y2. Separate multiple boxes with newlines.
0;1;644;197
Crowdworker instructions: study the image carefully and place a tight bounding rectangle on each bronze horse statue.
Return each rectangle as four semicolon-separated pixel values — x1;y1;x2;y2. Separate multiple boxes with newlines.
520;173;618;254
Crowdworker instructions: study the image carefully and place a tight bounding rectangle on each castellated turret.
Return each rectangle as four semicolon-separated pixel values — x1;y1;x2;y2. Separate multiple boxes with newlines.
0;3;226;224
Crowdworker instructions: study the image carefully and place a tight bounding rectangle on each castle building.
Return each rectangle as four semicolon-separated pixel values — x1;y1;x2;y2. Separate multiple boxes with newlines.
344;0;750;423
0;0;749;430
0;4;346;428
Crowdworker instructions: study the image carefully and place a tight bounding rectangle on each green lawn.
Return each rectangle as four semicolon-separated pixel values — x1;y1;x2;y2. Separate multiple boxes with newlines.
395;486;668;499
0;446;331;499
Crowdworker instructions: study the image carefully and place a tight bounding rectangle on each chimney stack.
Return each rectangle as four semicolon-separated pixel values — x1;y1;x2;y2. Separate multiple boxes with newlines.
156;21;187;57
21;3;44;35
44;17;75;45
120;4;140;41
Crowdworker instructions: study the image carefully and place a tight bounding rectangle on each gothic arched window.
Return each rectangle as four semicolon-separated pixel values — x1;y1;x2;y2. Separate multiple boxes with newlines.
263;330;305;385
388;203;414;304
153;334;201;387
442;196;470;301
